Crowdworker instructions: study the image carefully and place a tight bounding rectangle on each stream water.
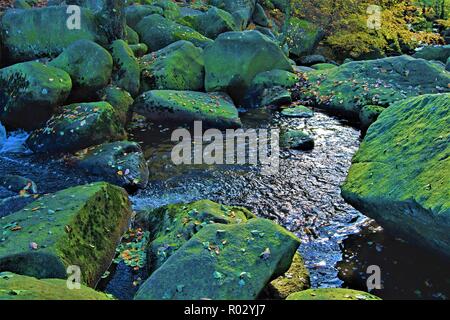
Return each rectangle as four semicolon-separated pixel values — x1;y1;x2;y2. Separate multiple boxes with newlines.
1;107;449;300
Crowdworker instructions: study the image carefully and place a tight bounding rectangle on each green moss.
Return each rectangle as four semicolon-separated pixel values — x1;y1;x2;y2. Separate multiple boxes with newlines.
342;93;450;256
110;40;141;97
0;6;107;63
133;90;242;129
135;14;213;52
135;218;300;300
99;86;134;126
136;200;255;272
0;183;132;286
287;288;381;300
311;63;337;70
285;17;323;57
139;40;204;92
0;61;72;130
27;102;126;154
0;272;114;300
265;253;310;299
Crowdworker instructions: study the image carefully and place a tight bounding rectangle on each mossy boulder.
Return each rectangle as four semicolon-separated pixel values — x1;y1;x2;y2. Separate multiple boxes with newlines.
129;43;149;57
0;182;132;286
76;141;149;190
27;102;126;154
135;14;213;52
134;218;300;300
264;253;310;299
301;55;450;119
0;61;72;130
0;6;107;63
209;0;256;29
98;86;134;126
413;45;450;63
446;57;450;72
125;4;163;29
252;3;270;27
140;40;204;92
342;94;450;257
281;105;314;118
110;40;141;97
178;6;237;39
133;90;241;129
286;17;324;57
287;288;381;300
204;31;293;105
311;63;337;70
125;26;140;45
280;130;314;151
49;40;113;99
136;200;255;272
242;69;298;108
0;272;113;300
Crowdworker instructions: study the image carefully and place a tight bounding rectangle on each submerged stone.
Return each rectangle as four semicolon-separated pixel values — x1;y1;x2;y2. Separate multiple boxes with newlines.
281;105;314;118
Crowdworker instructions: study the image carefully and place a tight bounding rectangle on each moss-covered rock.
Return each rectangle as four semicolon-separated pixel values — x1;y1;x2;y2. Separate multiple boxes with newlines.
134;217;300;300
342;93;450;257
110;40;141;97
300;55;450;119
140;40;204;92
49;40;113;99
0;272;113;300
252;3;270;27
413;45;450;63
280;130;314;151
98;86;134;126
0;61;72;130
125;4;163;29
243;69;298;108
280;105;314;118
446;56;450;72
129;43;149;57
286;17;324;57
209;0;256;29
0;6;108;63
76;141;149;190
310;63;337;70
264;253;310;299
0;182;132;286
287;288;381;300
27;102;126;154
204;31;293;105
136;200;255;272
178;6;237;39
125;26;140;45
135;14;213;52
133;90;241;129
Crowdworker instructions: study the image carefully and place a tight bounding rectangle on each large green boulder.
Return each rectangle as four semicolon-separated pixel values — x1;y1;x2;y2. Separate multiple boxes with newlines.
110;40;141;97
134;14;213;52
287;288;381;300
0;272;113;300
301;55;450;119
243;69;298;108
49;40;113;99
413;45;450;63
98;85;134;126
178;6;237;39
133;90;241;129
0;6;107;63
209;0;256;29
286;17;323;57
342;94;450;257
140;40;204;92
204;30;293;105
134;218;300;300
136;200;254;272
0;61;72;130
0;182;132;286
27;102;126;154
76;141;149;190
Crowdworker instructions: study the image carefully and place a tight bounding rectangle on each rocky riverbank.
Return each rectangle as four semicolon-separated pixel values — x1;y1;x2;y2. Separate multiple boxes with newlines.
0;0;449;300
